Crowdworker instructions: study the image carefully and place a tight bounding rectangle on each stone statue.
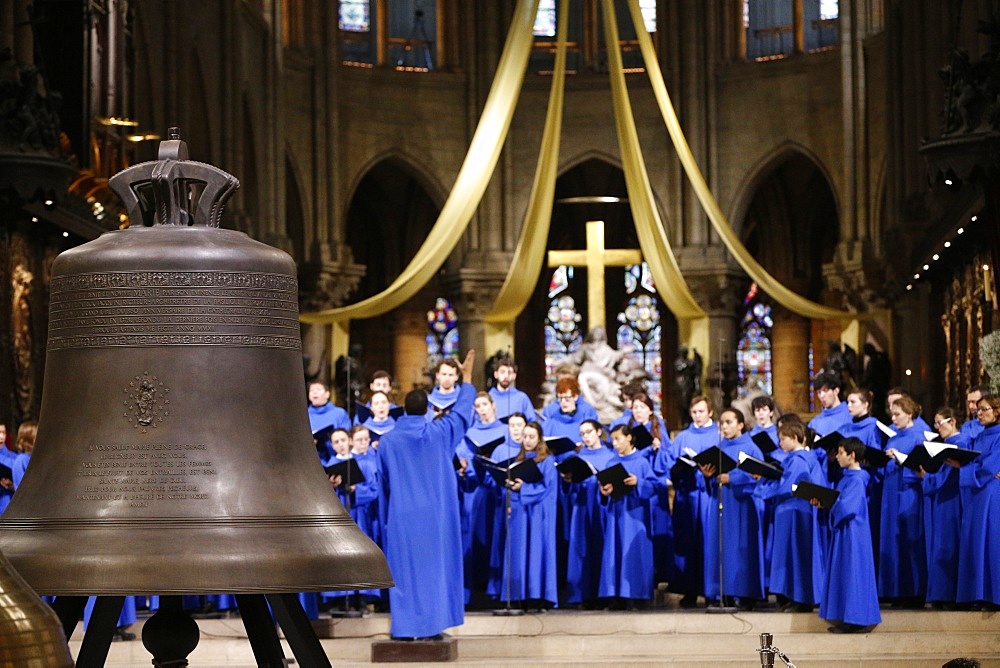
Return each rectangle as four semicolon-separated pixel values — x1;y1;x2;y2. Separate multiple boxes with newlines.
674;346;702;425
540;326;648;424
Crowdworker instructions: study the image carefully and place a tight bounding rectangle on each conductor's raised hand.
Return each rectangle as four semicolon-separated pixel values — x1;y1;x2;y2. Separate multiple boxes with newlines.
459;349;477;384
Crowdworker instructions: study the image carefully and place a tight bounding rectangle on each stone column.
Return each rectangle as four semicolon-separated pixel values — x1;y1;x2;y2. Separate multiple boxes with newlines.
297;242;365;387
678;246;744;410
443;264;509;390
771;308;811;413
393;307;432;393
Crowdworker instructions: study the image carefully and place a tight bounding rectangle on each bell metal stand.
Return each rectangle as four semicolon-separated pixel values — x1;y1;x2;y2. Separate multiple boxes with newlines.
52;592;331;667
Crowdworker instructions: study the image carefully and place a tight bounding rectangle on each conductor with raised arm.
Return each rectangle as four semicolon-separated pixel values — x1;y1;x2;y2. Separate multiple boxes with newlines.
378;351;476;641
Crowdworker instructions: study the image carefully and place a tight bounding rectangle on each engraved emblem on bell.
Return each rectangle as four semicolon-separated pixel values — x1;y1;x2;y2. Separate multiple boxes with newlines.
123;372;169;431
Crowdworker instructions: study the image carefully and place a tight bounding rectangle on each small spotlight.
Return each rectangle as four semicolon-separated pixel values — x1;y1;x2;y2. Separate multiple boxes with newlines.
923;264;930;271
944;241;951;248
62;231;69;238
932;254;940;261
906;284;913;290
913;273;920;279
985;264;991;271
905;369;912;377
30;216;38;223
944;178;954;186
958;227;965;234
971;215;978;222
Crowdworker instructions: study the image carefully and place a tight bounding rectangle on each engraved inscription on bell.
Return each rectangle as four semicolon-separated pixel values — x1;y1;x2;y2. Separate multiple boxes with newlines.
77;442;216;508
47;270;301;350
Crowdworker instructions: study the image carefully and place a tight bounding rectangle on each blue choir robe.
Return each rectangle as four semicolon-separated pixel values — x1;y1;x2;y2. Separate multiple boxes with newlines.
322;453;364;605
959;418;987;513
754;449;826;605
486;440;523;597
820;468;881;626
542;396;598;423
703;433;765;602
960;418;985;442
308;401;351;435
609;408;633;431
378;383;474;638
840;414;888;573
641;421;676;586
487;386;535;422
0;446;17;514
878;424;927;600
500;454;558;605
669;423;718;597
459;420;508;597
426;387;473;423
808;402;852;438
564;445;616;604
12;452;30;488
749;424;781;589
923;432;967;603
362;416;396;448
598;450;657;600
956;422;1000;604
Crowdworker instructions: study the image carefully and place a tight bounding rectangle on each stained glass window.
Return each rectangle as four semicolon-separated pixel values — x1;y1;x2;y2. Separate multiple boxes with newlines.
426;297;459;369
737;282;774;398
545;266;583;379
616;263;662;409
339;0;370;32
534;0;557;37
820;0;838;20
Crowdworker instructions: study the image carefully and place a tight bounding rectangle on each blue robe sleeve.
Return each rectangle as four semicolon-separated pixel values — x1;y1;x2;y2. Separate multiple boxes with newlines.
515;458;557;507
829;478;864;528
352;458;380;506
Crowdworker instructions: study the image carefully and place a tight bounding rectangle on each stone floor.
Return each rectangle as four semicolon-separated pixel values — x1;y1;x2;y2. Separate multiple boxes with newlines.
68;594;1000;667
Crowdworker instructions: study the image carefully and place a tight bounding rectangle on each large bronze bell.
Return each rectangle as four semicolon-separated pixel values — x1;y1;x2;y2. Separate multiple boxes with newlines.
0;130;392;598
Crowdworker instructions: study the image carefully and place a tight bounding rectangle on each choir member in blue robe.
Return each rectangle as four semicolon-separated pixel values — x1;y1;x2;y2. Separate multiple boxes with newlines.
956;395;1000;607
488;358;536;422
378;380;475;639
958;385;987;513
922;407;967;606
0;422;14;514
541;376;599;431
563;420;615;606
608;380;646;431
960;386;987;442
628;393;675;587
878;395;927;606
808;374;852;484
459;393;508;600
487;412;528;598
598;424;657;607
361;391;397;442
322;428;357;611
307;381;351;437
886;387;932;432
498;421;558;609
817;437;881;633
669;395;718;607
749;395;781;590
840;388;887;572
701;408;765;609
752;420;825;610
426;359;469;422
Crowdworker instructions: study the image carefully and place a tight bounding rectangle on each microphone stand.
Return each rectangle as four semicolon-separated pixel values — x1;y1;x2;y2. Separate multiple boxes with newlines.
330;357;364;619
494;460;524;616
707;337;737;614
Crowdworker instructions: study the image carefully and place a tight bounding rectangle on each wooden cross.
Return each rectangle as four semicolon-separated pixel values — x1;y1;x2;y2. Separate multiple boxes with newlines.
547;220;643;333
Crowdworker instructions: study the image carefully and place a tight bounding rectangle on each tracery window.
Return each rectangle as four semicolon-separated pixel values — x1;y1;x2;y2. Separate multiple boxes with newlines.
736;282;774;398
339;0;439;71
545;266;583;381
616;262;662;409
426;297;459;370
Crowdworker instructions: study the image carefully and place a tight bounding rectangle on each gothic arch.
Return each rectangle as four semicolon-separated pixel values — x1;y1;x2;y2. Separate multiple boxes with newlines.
284;146;309;262
347;150;449;212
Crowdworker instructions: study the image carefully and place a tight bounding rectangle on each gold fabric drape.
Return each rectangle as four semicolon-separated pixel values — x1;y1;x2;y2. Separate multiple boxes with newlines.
624;0;870;322
299;0;540;328
483;0;569;357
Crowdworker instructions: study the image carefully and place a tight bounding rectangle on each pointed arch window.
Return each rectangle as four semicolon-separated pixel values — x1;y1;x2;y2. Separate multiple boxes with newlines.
545;266;583;381
426;297;459;369
616;262;662;409
737;282;774;398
